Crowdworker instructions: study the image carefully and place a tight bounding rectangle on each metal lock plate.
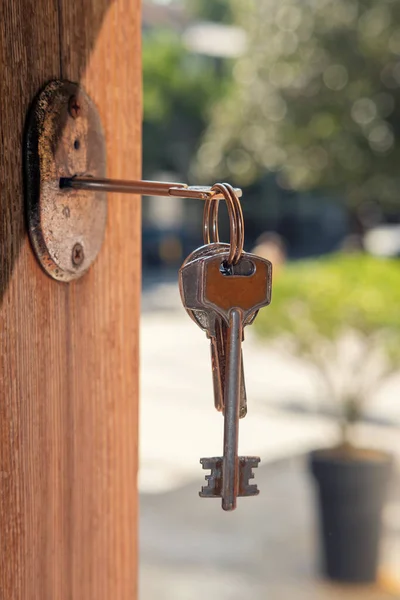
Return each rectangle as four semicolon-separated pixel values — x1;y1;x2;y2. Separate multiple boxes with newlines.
24;80;107;281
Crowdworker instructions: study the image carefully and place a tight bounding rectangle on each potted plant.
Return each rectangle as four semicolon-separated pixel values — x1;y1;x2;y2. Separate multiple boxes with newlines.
255;252;399;583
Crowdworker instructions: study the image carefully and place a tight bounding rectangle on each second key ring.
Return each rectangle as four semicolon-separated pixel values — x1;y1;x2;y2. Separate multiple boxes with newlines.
203;183;244;265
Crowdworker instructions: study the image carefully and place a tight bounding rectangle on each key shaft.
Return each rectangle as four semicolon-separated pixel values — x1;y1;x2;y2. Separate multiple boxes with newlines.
222;307;243;511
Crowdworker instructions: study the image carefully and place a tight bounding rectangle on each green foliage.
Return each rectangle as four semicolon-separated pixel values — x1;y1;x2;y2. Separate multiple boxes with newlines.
255;254;400;431
257;254;400;343
143;30;232;176
184;0;234;23
197;0;400;205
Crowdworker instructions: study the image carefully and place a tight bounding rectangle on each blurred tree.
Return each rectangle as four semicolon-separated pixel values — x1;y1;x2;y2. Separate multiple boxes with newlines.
184;0;234;23
196;0;400;207
256;254;400;444
143;30;231;177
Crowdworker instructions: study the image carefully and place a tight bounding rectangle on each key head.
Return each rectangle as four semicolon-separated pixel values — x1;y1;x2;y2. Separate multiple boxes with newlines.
179;245;268;332
200;251;272;325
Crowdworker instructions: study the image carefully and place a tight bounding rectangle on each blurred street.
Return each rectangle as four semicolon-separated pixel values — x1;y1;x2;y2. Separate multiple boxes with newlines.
140;2;400;596
139;274;400;600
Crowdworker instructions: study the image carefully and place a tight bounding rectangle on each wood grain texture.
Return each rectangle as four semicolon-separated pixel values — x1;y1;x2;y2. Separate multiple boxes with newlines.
0;1;141;598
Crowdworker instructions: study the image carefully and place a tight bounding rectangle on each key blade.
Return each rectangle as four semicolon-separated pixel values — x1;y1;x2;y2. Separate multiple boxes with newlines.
212;318;247;418
222;307;243;511
210;332;224;413
239;350;247;418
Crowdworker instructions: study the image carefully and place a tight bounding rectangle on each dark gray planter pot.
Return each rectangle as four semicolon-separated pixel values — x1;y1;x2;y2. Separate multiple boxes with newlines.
309;447;392;583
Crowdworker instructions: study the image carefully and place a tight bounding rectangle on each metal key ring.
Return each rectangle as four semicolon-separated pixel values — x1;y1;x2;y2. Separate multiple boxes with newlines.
203;184;237;264
203;183;244;265
210;183;244;265
223;182;244;264
203;183;244;264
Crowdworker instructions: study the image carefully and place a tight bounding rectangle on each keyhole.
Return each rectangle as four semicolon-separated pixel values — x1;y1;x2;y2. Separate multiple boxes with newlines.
74;139;80;150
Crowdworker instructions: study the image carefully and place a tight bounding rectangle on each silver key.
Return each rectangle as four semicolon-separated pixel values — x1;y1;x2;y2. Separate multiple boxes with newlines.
179;243;247;418
195;249;272;510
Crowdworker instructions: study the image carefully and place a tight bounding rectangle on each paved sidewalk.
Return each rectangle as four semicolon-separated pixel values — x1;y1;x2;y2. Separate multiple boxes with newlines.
140;277;400;599
139;308;400;496
140;457;399;600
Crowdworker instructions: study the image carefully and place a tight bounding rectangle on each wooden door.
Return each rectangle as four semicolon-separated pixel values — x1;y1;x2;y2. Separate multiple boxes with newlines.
0;1;141;598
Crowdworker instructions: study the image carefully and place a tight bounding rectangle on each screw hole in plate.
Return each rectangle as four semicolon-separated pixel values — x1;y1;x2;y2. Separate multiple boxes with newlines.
24;80;107;282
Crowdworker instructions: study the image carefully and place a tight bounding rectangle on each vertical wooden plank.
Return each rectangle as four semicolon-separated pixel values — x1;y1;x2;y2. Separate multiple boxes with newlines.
0;0;141;598
0;3;62;597
60;1;142;597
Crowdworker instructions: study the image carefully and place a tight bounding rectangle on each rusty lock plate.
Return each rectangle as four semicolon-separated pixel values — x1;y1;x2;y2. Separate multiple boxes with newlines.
24;80;107;281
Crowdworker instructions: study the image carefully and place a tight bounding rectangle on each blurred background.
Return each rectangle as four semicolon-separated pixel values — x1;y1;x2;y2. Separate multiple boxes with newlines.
139;1;400;598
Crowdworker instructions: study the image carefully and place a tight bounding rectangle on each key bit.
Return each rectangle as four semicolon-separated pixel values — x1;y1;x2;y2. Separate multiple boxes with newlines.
238;456;260;496
199;456;260;505
199;457;223;498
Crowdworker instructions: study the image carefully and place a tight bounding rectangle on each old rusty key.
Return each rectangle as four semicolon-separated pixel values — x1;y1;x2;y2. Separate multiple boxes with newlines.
179;243;247;418
198;250;272;510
